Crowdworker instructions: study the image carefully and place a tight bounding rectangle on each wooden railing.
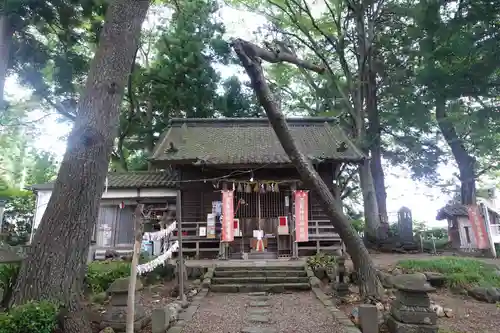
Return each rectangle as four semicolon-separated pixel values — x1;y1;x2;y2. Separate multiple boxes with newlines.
307;220;340;240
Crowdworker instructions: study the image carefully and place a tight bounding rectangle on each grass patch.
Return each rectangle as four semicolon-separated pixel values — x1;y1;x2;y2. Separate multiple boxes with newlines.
397;257;500;289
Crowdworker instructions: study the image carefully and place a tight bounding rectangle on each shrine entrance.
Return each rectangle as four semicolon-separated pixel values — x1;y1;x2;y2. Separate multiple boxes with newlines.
229;189;290;259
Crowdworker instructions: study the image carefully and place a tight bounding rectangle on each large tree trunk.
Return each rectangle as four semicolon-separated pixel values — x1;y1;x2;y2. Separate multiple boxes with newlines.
10;1;149;332
366;64;388;224
364;45;387;241
0;15;12;108
232;39;384;299
435;97;476;205
359;161;381;238
145;95;154;170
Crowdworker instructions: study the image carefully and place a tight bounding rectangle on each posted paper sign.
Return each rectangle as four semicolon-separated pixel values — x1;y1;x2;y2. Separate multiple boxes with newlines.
294;190;309;242
207;214;216;239
222;190;234;242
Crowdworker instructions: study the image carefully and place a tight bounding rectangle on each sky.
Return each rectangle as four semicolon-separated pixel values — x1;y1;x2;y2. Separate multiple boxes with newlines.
4;5;453;228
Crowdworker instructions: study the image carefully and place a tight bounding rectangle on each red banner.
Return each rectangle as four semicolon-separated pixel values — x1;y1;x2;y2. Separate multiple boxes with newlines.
294;190;309;242
467;205;489;249
222;190;234;242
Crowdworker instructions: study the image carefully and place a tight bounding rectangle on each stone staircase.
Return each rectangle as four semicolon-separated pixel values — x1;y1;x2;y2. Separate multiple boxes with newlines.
210;264;311;293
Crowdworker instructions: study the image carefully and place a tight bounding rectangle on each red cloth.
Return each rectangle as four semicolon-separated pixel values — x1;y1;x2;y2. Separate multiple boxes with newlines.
279;216;287;226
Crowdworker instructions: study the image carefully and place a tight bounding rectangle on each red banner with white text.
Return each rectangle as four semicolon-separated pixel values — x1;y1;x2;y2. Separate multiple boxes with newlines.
294;190;309;242
467;205;489;249
222;190;234;242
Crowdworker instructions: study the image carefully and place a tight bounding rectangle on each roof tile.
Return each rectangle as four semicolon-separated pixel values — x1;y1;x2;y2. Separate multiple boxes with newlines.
152;117;365;164
436;204;469;220
30;171;176;191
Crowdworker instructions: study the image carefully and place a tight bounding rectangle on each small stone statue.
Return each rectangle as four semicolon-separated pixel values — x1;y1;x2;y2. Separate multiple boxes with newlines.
335;255;349;297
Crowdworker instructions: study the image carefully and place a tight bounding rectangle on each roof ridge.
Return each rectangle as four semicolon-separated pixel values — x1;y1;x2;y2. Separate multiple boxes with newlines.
108;171;167;175
168;117;340;125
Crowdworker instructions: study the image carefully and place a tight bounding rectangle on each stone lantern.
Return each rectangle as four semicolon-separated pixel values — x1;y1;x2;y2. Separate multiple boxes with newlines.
101;277;150;332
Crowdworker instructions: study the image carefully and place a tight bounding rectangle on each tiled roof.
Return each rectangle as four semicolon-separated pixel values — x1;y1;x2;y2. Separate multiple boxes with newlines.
29;171;176;191
436;204;469;220
151;118;366;165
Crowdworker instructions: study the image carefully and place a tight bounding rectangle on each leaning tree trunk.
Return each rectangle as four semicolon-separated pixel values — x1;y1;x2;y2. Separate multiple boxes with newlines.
232;39;384;299
435;97;476;205
10;1;150;332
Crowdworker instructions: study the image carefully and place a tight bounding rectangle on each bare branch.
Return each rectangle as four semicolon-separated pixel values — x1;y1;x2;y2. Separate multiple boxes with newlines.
233;38;325;74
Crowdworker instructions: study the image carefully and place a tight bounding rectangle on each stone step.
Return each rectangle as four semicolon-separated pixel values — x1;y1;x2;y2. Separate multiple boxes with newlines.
214;269;307;278
215;265;305;272
210;283;311;293
247;252;278;260
212;276;309;284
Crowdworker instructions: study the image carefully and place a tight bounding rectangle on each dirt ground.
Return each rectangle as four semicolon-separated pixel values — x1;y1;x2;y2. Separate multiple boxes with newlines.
340;253;500;333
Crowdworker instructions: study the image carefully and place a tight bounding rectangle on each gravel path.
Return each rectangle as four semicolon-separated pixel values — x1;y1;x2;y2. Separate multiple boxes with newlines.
181;291;346;333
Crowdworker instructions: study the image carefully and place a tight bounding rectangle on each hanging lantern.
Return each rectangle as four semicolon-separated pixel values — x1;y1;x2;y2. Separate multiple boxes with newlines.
237;182;243;192
254;182;260;192
245;183;252;193
274;183;280;192
266;183;273;192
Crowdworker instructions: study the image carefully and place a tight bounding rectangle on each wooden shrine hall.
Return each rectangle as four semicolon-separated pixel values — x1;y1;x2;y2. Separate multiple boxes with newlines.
149;117;366;259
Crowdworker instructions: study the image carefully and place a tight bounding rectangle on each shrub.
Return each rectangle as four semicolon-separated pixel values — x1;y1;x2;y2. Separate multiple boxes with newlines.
397;257;500;289
86;260;130;293
306;252;336;270
139;252;176;284
0;263;20;307
0;300;58;333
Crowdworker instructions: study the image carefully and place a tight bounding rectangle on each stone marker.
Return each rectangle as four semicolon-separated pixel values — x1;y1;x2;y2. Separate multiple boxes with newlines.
241;327;277;333
248;292;266;296
101;277;150;332
387;275;438;333
397;207;413;242
359;304;378;333
249;301;269;307
248;314;270;323
152;308;169;333
248;308;268;314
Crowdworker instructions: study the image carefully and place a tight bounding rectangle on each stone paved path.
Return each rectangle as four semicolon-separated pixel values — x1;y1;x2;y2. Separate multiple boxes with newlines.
180;291;347;333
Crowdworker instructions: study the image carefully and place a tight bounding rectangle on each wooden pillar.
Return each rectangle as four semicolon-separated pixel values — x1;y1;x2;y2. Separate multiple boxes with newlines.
290;182;298;259
176;190;186;302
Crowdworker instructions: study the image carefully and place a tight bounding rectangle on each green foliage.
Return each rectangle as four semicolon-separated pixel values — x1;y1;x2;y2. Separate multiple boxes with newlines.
0;263;20;307
397;258;500;289
3;0;105;111
422;227;448;239
0;300;59;333
113;0;258;171
140;252;176;284
85;260;131;294
0;189;34;246
306;252;336;270
350;219;364;233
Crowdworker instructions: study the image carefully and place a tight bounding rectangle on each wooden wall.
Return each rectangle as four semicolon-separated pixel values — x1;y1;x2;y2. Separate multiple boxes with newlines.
178;163;336;222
